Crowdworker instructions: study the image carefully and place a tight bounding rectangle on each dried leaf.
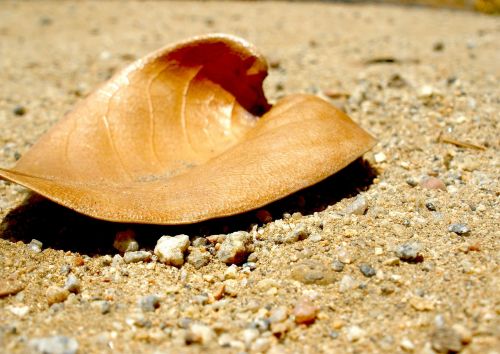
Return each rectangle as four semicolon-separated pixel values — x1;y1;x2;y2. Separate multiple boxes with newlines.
0;34;376;224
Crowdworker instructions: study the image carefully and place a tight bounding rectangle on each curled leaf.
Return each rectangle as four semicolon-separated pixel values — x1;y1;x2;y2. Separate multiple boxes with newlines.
0;34;375;224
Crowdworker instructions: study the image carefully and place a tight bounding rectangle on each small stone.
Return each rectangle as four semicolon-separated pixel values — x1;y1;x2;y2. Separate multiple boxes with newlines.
192;237;208;247
293;300;318;325
242;328;260;347
216;231;253;265
28;239;43;253
331;260;345;272
113;229;139;253
29;336;78;354
383;257;400;266
7;305;29;317
13;105;27;116
359;263;376;278
400;338;415;352
291;260;335;285
187;248;211;269
223;279;239;296
93;300;111;314
420;176;446;191
0;280;24;298
60;264;71;275
339;275;357;292
123;250;152;264
212;283;225;300
269;306;289;323
309;233;322;242
395;243;422;262
451;324;472;344
433;41;444;51
224;264;238;279
346;325;366;342
187;324;216;345
46;286;69;305
406;178;418;187
425;202;437;211
251;337;273;352
154;235;190;266
64;274;81;294
387;73;407;88
100;255;113;266
431;327;463;353
374;152;387;163
138;295;161;312
409;297;434;311
344;195;368;215
448;223;470;236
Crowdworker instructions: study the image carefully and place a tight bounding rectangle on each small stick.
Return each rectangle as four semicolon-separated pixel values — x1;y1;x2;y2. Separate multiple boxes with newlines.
438;133;486;151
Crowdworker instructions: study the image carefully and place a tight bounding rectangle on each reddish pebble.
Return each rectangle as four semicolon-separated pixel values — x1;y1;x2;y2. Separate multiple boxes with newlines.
256;209;273;223
420;176;446;191
293;300;319;325
73;256;85;266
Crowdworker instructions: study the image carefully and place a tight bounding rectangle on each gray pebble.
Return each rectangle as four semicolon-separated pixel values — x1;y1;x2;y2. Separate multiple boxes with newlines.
331;260;345;272
406;178;418;187
60;264;71;275
28;239;43;253
242;262;257;270
138;295;161;312
186;248;211;269
395;243;422;262
359;263;376;277
216;231;253;265
344;195;368;215
431;327;463;353
249;318;271;333
29;335;78;354
97;300;111;314
123;251;152;264
64;274;81;294
192;236;208;247
448;223;470;236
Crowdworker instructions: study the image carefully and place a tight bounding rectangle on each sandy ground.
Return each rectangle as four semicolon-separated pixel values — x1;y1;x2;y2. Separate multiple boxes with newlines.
0;1;499;353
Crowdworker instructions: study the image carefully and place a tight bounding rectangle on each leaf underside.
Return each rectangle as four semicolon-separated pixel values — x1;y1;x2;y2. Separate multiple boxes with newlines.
0;34;376;224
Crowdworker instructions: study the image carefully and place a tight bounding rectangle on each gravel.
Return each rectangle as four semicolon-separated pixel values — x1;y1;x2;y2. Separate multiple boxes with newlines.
431;327;464;353
28;239;43;253
154;234;190;266
448;223;470;236
186;247;211;269
359;263;376;277
331;260;345;272
123;250;152;264
64;274;81;294
216;231;253;264
395;243;422;262
29;335;78;354
346;325;366;342
293;300;318;325
344;195;368;215
138;294;161;312
46;286;69;305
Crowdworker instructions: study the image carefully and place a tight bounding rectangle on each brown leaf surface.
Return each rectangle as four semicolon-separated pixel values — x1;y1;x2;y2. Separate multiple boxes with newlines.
0;34;376;224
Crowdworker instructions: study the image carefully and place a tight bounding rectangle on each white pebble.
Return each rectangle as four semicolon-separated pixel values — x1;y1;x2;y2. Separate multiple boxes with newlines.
346;325;366;342
154;235;190;266
374;152;387;163
28;239;43;253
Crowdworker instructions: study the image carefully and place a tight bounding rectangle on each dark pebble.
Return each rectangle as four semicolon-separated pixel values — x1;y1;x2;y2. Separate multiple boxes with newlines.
13;105;27;116
331;260;345;272
425;202;437;211
359;263;376;277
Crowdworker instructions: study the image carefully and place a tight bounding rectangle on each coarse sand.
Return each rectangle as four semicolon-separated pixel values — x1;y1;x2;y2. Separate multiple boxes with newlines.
0;1;499;353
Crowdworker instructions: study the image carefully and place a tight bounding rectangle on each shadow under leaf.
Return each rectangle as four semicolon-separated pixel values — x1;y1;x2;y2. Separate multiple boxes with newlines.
0;158;377;255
